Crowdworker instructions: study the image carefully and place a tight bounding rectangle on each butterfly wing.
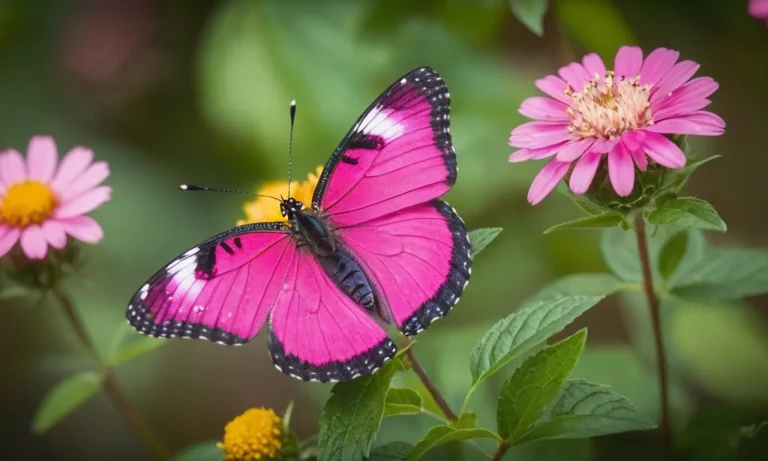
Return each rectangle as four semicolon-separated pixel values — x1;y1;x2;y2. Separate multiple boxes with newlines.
127;223;295;345
312;66;455;227
267;248;397;382
338;200;471;335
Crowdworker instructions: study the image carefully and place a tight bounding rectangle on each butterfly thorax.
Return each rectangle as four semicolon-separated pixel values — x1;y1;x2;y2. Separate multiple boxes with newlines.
281;197;336;258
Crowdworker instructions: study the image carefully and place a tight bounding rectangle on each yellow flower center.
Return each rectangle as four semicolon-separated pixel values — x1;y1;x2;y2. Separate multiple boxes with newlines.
567;71;654;140
0;180;58;228
217;408;283;461
237;166;323;226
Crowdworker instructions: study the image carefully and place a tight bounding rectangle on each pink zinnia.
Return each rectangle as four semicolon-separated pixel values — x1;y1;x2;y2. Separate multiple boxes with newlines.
750;0;768;25
509;46;725;205
0;136;111;259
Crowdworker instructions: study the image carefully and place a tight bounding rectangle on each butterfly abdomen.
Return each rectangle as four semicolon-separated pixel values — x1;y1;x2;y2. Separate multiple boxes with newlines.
318;250;377;314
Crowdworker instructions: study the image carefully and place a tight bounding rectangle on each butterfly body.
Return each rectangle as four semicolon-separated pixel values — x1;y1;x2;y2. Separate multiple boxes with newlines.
128;67;472;382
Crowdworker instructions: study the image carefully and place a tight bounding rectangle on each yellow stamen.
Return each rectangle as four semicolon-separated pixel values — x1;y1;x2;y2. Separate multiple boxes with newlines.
237;166;323;226
0;180;58;228
217;408;283;461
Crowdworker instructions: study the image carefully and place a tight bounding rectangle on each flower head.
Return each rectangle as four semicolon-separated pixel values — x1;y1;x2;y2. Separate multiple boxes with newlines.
238;165;323;225
217;407;283;461
509;46;725;205
0;136;111;259
750;0;768;25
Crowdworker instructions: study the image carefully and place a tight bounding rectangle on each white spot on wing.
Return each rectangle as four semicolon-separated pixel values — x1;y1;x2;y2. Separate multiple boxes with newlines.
358;105;404;141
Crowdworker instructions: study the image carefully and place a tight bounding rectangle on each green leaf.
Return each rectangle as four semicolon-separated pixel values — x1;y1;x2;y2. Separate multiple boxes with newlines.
670;248;768;300
0;284;30;301
658;155;721;195
497;329;587;442
469;227;503;258
543;212;625;234
317;357;404;461
32;371;103;434
369;442;413;461
647;197;727;232
516;380;654;444
384;388;423;417
172;441;222;461
568;193;612;216
406;425;501;461
509;0;549;36
452;412;478;429
282;400;295;432
658;231;688;280
526;273;626;303
106;321;166;366
468;296;603;387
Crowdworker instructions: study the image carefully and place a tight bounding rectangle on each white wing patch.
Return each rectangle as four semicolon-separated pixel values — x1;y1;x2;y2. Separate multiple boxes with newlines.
358;105;404;142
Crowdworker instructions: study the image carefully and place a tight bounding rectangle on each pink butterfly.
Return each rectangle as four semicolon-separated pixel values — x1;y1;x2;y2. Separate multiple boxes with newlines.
126;67;471;382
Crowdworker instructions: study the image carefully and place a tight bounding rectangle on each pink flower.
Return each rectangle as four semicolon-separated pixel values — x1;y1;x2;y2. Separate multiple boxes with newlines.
0;136;111;259
750;0;768;25
509;46;725;205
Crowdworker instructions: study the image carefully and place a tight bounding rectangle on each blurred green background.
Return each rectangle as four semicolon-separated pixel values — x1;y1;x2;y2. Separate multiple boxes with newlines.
1;0;767;460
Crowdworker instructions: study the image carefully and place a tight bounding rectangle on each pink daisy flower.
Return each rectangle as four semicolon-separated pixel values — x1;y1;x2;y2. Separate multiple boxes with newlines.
750;0;768;25
509;46;725;205
0;136;111;259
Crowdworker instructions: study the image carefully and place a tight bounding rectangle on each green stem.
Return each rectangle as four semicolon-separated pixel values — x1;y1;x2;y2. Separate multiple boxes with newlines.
491;441;510;461
633;213;672;459
53;286;171;461
405;348;457;422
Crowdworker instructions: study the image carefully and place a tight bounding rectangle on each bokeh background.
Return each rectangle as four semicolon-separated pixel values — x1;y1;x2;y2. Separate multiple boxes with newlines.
1;0;767;460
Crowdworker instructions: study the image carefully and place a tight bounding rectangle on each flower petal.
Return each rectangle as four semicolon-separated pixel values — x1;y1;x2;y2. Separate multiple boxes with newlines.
749;0;768;17
582;53;606;79
650;60;700;104
615;46;643;78
508;142;567;163
556;137;596;162
26;136;58;182
50;146;94;193
0;149;27;185
621;130;646;151
608;142;635;196
589;139;618;154
639;48;679;86
642;132;686;168
55;186;112;219
527;159;571;205
626;139;648;171
558;62;591;92
60;216;104;243
569;151;602;194
20;225;48;259
509;122;570;149
42;221;67;249
518;97;569;121
534;75;570;104
646;111;725;136
652;77;719;120
0;227;20;258
59;161;110;201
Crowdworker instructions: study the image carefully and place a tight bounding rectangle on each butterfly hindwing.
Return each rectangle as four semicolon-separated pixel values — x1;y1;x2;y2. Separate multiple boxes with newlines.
313;66;456;227
127;223;294;345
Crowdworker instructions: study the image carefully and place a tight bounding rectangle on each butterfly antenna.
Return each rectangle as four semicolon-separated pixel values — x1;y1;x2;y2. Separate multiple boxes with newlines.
179;184;281;202
287;99;296;198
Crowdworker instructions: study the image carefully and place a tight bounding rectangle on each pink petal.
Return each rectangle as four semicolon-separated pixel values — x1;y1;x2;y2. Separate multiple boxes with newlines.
558;63;591;91
639;48;679;86
589;138;618;154
652;77;719;119
647;112;725;136
26;136;58;182
0;149;27;185
50;147;94;193
59;161;110;201
650;61;700;104
20;225;48;260
508;142;567;163
60;216;104;243
556;137;596;162
534;75;570;104
527;159;571;205
42;221;67;249
653;99;711;121
749;0;768;16
569;151;602;194
626;140;648;171
509;122;570;149
55;186;112;219
0;227;20;258
642;132;686;168
582;53;606;79
518;97;569;121
621;130;646;151
608;142;635;196
614;46;643;78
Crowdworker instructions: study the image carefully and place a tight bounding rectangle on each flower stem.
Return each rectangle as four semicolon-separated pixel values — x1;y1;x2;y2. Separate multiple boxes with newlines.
405;348;457;421
52;286;171;461
633;213;671;458
491;441;510;461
